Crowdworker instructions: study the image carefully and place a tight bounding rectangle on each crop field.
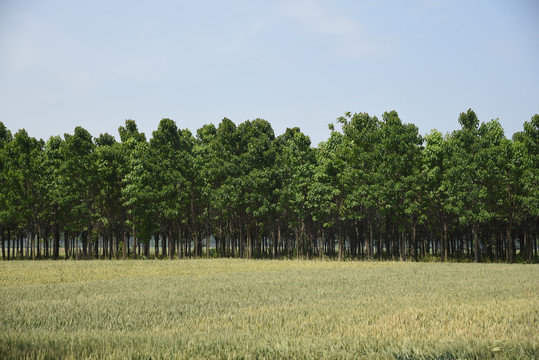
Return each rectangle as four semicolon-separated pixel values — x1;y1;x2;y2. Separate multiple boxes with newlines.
0;260;537;359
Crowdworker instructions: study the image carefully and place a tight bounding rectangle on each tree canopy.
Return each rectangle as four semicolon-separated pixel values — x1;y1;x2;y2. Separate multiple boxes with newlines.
0;110;537;263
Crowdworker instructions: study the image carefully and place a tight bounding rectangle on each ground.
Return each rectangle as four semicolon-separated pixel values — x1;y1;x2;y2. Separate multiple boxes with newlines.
0;259;537;359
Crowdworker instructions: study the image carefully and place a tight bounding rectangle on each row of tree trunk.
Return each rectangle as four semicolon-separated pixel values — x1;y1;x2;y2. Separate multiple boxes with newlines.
1;219;537;263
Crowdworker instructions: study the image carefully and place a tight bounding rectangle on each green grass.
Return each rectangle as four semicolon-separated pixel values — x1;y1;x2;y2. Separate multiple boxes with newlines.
0;260;537;359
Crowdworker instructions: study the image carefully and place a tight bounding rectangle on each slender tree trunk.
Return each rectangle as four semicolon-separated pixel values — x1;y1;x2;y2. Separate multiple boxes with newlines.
443;222;448;262
338;221;343;261
522;227;528;263
122;230;127;260
7;228;10;260
74;233;79;260
413;223;418;261
206;232;210;259
527;227;532;264
378;220;383;260
43;228;49;259
319;228;323;259
37;226;42;259
155;232;159;259
494;230;499;263
507;221;513;264
193;229;197;259
227;221;232;258
301;221;306;259
132;223;136;260
168;228;174;260
421;229;426;259
473;223;480;263
160;231;166;258
1;228;4;260
64;231;69;259
17;232;21;259
365;220;373;260
103;232;107;259
272;228;276;260
113;232;118;259
400;231;405;261
179;231;183;258
80;231;86;259
247;226;252;260
29;231;33;260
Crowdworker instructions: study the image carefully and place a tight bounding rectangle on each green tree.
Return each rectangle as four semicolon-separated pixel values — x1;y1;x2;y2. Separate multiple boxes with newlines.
309;127;346;259
337;112;381;259
0;122;14;259
59;127;97;259
3;129;44;259
275;127;315;258
444;110;486;262
42;135;64;259
119;120;148;259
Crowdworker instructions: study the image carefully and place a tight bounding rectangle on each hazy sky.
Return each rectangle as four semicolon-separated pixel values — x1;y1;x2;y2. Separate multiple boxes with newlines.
1;0;538;146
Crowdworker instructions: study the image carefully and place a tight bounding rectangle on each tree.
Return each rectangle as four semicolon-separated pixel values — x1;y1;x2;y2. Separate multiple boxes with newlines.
95;133;125;259
275;127;315;258
422;129;450;260
444;110;486;262
0;122;13;259
309;127;345;259
149;118;192;260
3;129;44;259
43;136;64;259
518;115;539;262
337;112;381;259
59;127;97;259
119;120;148;259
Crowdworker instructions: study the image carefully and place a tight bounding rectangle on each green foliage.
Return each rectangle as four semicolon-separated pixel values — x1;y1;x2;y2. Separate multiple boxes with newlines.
0;111;537;263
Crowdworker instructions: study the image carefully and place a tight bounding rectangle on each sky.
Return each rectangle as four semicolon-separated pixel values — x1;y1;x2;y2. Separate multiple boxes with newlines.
1;0;538;146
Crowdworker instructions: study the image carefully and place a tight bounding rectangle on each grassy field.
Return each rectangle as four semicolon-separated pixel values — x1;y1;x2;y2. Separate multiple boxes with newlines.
0;260;537;359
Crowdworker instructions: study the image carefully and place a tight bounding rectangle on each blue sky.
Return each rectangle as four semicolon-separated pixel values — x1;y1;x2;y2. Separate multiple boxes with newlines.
1;0;538;146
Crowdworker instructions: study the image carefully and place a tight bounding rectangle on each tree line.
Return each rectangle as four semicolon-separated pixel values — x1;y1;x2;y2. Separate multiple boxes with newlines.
0;109;537;263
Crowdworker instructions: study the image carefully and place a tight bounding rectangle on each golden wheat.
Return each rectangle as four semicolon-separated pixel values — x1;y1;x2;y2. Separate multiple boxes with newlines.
0;259;537;359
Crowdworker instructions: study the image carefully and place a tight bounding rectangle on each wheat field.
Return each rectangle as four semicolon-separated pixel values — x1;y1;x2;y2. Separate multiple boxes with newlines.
0;259;537;359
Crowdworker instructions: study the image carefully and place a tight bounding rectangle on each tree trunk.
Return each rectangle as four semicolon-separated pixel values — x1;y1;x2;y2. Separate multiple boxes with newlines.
206;232;210;259
162;231;167;258
122;230;126;260
7;228;10;260
169;228;174;260
80;231;86;259
179;229;183;259
272;227;276;260
37;226;42;259
155;232;160;259
112;232;117;259
443;222;448;262
365;220;371;259
507;221;513;264
301;221;306;259
29;231;34;260
413;223;418;261
527;227;532;264
74;233;79;260
64;231;69;259
101;232;106;259
1;228;4;260
400;231;405;261
473;223;480;263
338;221;343;261
132;223;136;260
319;228;323;259
494;230;499;263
